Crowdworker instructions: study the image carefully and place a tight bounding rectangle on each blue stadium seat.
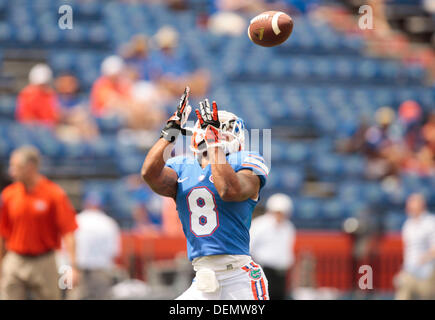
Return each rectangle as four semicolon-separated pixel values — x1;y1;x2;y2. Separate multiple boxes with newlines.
321;199;347;219
0;23;14;43
0;95;15;119
384;211;407;231
338;181;385;206
266;166;304;194
116;151;145;176
293;197;321;220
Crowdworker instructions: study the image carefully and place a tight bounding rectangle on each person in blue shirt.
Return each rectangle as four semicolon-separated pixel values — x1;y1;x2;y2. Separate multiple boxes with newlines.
141;87;270;300
151;26;210;99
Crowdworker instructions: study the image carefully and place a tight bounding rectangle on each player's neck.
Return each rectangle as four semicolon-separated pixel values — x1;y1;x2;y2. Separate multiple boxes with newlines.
198;153;209;169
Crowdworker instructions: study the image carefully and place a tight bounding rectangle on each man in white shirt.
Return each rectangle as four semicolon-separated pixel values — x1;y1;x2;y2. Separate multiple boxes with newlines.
68;192;121;299
395;193;435;300
250;193;296;299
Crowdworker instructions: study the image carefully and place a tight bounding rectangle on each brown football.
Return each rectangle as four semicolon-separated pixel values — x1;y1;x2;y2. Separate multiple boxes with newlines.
248;11;293;47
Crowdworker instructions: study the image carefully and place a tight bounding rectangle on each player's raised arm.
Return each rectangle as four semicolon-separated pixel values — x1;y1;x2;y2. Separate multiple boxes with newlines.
195;99;260;202
141;87;191;199
209;147;260;202
141;139;178;198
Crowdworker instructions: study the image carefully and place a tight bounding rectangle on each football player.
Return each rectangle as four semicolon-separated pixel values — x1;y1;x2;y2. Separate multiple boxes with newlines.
141;87;270;300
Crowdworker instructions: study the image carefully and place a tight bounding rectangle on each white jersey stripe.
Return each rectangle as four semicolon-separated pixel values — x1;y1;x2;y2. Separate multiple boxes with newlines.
243;157;270;174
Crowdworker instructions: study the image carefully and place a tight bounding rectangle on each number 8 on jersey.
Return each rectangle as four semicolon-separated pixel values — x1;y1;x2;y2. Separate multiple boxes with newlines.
187;187;219;237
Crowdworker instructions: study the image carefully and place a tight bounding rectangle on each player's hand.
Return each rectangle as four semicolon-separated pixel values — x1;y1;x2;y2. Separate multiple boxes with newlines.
160;86;192;142
169;86;191;126
195;99;222;149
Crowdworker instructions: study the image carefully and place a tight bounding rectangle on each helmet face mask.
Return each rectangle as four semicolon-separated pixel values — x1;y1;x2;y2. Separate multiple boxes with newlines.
189;110;245;156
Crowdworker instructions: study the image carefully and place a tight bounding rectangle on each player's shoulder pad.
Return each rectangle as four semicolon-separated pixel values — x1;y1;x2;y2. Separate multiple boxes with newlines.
227;151;269;192
228;151;269;175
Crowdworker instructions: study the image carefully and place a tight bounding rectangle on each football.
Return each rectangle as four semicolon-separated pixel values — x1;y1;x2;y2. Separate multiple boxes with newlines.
248;11;293;47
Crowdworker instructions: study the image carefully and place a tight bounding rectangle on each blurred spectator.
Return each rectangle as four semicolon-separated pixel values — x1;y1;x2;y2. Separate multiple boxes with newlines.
397;100;423;152
316;0;392;37
67;192;121;300
213;0;307;14
129;81;165;130
152;27;187;77
121;34;155;81
170;0;288;16
250;193;296;300
91;55;164;130
54;73;99;142
401;146;435;177
166;0;189;11
161;197;184;237
15;64;60;127
345;102;435;179
90;55;132;119
424;0;435;14
151;26;210;98
126;175;164;234
364;106;398;179
336;117;370;154
55;73;82;110
351;207;384;261
367;0;393;38
215;0;265;13
314;2;435;83
0;146;78;300
347;205;384;296
207;11;247;36
422;112;435;155
395;193;435;300
397;101;434;177
361;103;435;178
199;0;318;30
365;106;396;152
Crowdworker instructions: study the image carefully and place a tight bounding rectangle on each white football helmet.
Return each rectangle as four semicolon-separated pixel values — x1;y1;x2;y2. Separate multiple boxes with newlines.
190;110;245;156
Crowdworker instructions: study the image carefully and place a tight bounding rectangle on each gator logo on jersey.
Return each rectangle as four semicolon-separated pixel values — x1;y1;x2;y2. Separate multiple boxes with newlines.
242;263;268;300
249;268;262;280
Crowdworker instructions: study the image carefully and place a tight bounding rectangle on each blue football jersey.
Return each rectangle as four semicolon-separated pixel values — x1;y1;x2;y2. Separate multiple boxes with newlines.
165;151;269;261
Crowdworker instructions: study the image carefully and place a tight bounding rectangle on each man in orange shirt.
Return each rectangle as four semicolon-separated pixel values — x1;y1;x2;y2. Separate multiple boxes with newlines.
0;146;78;299
90;55;132;118
15;64;60;127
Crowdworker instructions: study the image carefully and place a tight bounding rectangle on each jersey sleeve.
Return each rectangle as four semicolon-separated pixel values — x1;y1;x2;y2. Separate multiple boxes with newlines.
228;151;269;189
